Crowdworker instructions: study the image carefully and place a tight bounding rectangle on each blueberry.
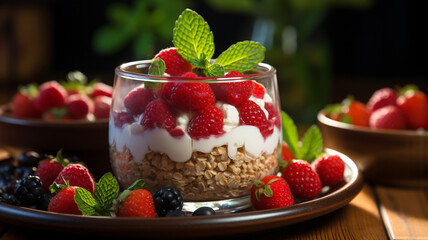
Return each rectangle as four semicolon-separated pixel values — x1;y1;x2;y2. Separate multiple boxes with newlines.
165;210;187;217
17;151;42;167
192;207;216;216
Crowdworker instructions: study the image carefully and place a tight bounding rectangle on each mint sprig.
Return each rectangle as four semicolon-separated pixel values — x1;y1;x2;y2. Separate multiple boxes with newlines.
215;41;265;73
281;111;324;163
148;58;166;76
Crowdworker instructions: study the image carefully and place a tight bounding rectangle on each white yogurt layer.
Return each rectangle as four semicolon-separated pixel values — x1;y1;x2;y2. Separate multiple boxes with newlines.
109;121;281;163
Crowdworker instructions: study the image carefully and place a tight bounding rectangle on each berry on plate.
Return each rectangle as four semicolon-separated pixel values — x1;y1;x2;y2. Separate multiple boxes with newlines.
11;92;40;118
152;187;184;217
154;47;193;76
48;186;82;215
36;155;67;193
34;81;68;112
250;175;294;210
188;105;225;139
192;207;217;216
282;160;322;199
117;189;156;217
367;87;397;113
66;93;94;120
369;105;406;130
396;85;428;129
54;164;95;194
312;154;345;187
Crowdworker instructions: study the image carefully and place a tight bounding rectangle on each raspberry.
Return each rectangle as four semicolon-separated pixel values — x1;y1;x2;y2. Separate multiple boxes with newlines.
181;72;199;78
264;102;281;128
312;155;345;187
117;189;156;218
188;105;225;139
11;93;40;118
140;99;184;136
112;110;134;128
252;81;266;99
54;164;95;194
211;71;253;106
48;186;81;215
66;93;94;119
367;87;397;113
170;82;215;111
93;96;112;119
34;81;68;112
369;105;406;130
123;86;155;116
157;82;175;100
152;187;184;217
154;47;193;76
282;160;322;199
237;100;272;137
90;82;113;98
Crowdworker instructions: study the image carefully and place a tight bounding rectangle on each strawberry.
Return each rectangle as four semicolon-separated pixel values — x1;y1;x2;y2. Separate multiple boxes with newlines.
123;86;155;116
312;155;345;187
250;175;294;210
90;82;113;98
237;100;272;137
188;105;225;139
366;87;397;113
42;107;69;121
211;71;253;106
36;158;65;193
281;142;295;162
54;164;95;194
157;82;175;100
342;100;370;127
154;47;193;76
11;93;40;118
264;102;281;128
66;93;94;120
112;110;134;128
252;81;266;99
282;160;322;199
93;96;112;119
48;186;81;215
34;81;68;112
369;105;406;130
140;99;184;136
396;87;428;129
181;72;199;78
170;82;215;111
117;189;156;217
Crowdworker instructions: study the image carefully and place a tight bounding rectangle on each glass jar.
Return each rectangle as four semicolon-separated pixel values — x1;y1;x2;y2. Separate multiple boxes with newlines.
109;60;282;213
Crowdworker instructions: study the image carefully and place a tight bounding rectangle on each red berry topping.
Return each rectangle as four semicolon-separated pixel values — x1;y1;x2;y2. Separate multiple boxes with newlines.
117;189;156;217
11;93;40;118
123;86;155;116
154;47;193;76
34;81;68;112
48;186;82;215
181;72;199;78
396;89;428;129
54;164;95;194
93;96;112;119
140;99;184;136
66;94;94;120
250;175;294;210
264;102;281;128
369;105;406;130
282;160;322;199
252;81;266;99
312;155;345;187
367;87;397;113
36;159;64;193
237;100;272;137
90;82;113;98
211;71;253;106
112;110;134;128
170;82;215;111
188;105;225;139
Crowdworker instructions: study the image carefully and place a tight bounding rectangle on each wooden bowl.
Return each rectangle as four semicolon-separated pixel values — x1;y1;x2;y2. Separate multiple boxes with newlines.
317;111;428;188
0;104;110;178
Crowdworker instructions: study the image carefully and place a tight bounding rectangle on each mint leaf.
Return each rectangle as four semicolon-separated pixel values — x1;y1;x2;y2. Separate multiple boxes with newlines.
215;41;265;73
204;63;225;77
173;8;214;68
74;188;97;216
281;111;299;158
300;125;323;163
94;172;119;211
148;58;166;76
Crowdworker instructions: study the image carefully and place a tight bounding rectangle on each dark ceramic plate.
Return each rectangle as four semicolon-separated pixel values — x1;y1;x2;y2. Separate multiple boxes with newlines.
0;149;362;238
0;104;111;177
318;111;428;187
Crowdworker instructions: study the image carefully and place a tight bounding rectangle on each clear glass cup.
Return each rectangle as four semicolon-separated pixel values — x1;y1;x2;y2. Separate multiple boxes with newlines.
109;60;282;213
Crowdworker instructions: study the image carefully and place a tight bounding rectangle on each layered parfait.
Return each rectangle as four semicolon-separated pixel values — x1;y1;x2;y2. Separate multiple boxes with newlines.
109;9;282;201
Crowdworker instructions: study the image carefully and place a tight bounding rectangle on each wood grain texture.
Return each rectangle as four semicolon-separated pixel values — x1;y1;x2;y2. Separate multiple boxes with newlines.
376;186;428;240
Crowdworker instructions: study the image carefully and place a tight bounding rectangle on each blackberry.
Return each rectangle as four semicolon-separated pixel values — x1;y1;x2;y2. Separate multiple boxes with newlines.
192;207;216;216
14;175;45;208
0;191;21;206
17;151;42;167
153;187;183;217
165;210;187;217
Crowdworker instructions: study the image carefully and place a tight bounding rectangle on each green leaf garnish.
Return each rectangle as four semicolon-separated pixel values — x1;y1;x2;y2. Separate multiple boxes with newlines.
148;58;166;76
94;172;120;211
74;188;97;216
299;125;323;163
215;41;265;73
204;63;225;77
118;179;145;201
281;111;299;158
173;8;214;68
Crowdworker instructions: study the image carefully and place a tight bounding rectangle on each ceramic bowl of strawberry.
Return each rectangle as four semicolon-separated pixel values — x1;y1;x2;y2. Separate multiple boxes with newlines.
318;86;428;188
0;77;113;178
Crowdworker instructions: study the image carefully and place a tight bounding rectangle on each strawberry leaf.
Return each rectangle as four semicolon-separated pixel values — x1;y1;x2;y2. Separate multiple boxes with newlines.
281;111;299;158
300;125;323;163
74;187;97;216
